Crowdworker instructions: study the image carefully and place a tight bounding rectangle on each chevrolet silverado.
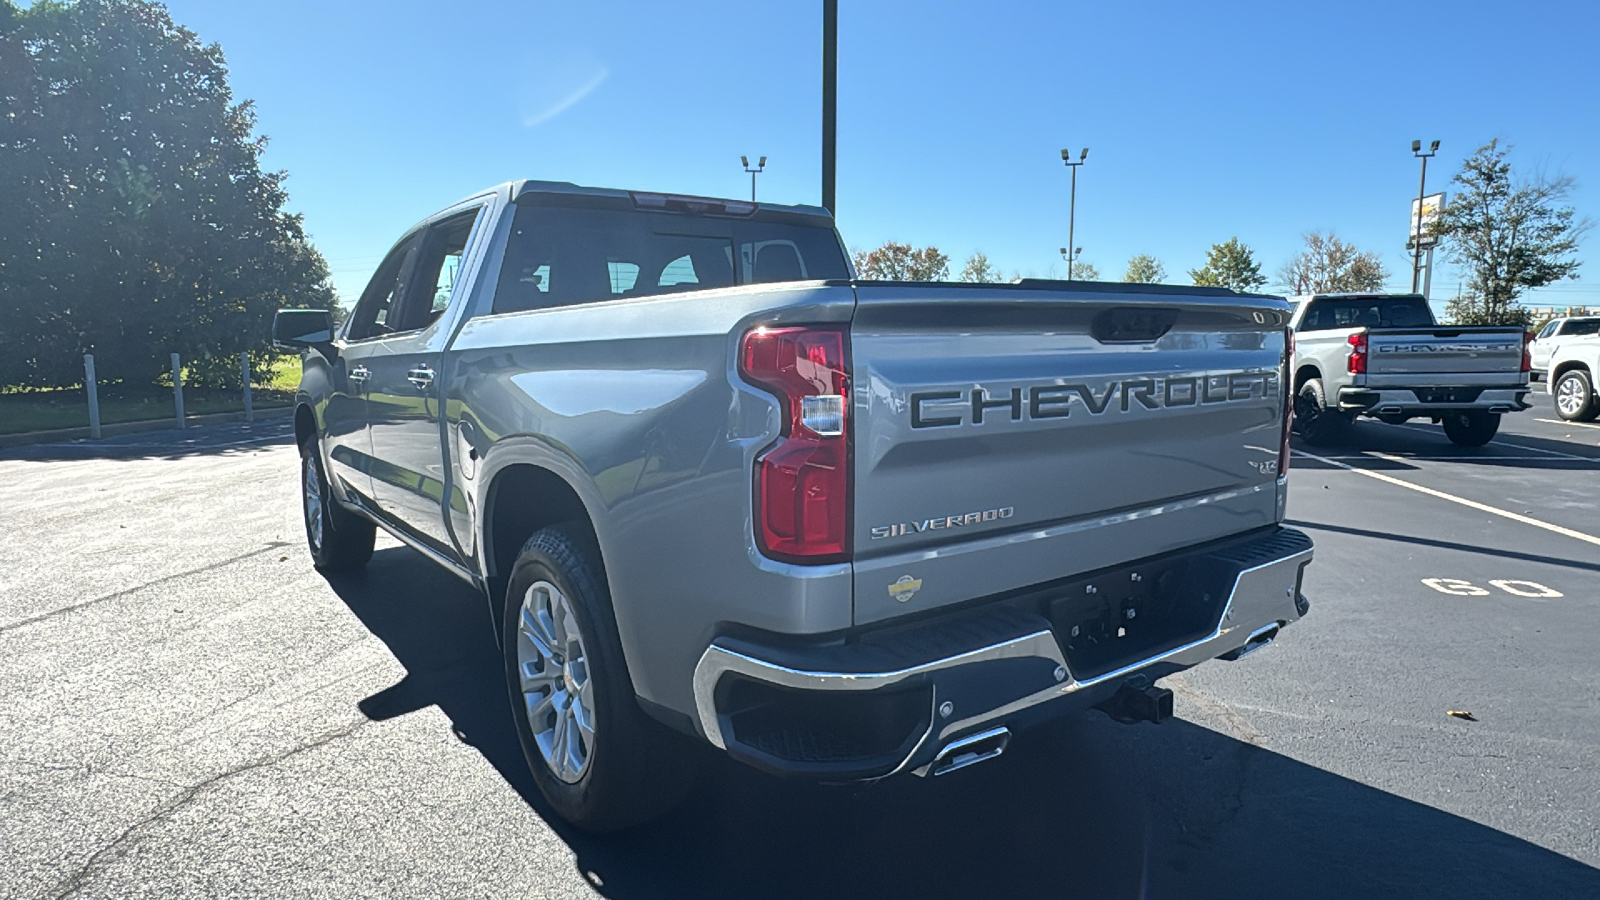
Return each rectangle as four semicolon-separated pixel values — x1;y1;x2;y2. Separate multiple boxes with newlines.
1288;292;1531;445
273;181;1314;831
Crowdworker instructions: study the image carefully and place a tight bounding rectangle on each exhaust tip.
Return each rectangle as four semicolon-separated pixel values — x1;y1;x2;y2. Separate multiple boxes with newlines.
921;727;1011;777
1221;622;1281;661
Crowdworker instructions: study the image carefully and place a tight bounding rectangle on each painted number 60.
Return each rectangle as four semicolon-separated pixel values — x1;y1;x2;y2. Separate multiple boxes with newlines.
1421;578;1564;598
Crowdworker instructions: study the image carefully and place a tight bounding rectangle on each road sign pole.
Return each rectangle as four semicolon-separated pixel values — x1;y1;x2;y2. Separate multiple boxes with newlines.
84;354;101;439
171;352;185;429
242;352;253;423
1422;247;1434;300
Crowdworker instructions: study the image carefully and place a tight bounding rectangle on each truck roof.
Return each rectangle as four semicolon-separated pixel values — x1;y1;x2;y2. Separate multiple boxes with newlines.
1288;292;1427;302
504;179;836;224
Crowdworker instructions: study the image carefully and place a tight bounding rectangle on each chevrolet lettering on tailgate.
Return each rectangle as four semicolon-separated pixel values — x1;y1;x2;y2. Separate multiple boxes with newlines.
908;371;1279;428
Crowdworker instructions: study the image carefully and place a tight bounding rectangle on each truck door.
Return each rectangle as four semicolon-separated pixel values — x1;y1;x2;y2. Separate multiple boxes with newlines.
326;234;421;506
1531;320;1560;373
365;205;488;559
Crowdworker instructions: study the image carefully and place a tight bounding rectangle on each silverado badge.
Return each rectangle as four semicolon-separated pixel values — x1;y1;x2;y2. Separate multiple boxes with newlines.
888;575;923;603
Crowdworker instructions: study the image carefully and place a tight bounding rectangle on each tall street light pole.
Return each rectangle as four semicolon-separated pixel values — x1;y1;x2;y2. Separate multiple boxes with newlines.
1059;246;1081;277
741;155;766;202
1411;139;1439;294
822;0;837;216
1061;147;1089;280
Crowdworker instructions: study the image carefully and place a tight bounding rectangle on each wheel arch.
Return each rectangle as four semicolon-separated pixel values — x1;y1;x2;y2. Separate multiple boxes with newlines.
1552;359;1591;384
480;462;604;633
1293;364;1322;392
293;402;317;450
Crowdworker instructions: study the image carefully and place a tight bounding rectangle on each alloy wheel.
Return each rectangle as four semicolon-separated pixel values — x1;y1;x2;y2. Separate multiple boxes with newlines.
302;455;323;551
1557;376;1586;417
515;579;596;784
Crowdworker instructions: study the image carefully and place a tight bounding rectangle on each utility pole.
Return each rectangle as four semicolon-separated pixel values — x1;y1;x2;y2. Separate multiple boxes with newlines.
1411;139;1439;294
1060;147;1089;280
822;0;837;216
741;156;766;202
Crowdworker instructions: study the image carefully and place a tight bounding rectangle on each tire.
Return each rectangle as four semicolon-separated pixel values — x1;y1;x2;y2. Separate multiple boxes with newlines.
502;525;700;832
300;439;375;571
1441;411;1501;447
1554;369;1599;422
1293;378;1353;446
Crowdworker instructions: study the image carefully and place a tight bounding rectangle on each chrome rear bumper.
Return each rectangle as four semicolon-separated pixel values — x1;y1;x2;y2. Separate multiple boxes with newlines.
691;527;1313;780
1338;386;1531;416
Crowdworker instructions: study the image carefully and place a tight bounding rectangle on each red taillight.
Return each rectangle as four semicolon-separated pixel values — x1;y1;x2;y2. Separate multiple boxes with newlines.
1521;331;1533;374
739;326;850;563
1279;327;1294;477
1347;331;1368;375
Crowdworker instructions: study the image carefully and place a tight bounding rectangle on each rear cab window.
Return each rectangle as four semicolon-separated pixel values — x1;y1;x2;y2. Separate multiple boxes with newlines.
1299;297;1436;332
489;201;849;315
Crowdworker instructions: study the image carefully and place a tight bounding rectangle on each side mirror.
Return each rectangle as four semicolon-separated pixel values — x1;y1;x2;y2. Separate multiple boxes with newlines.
272;308;335;350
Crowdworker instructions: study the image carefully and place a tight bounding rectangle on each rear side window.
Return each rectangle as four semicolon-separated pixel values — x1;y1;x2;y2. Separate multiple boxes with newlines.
491;205;848;314
1300;297;1434;331
1563;318;1600;336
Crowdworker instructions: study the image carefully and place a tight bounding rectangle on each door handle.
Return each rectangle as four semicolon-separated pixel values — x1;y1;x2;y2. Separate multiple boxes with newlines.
407;366;435;389
348;365;370;383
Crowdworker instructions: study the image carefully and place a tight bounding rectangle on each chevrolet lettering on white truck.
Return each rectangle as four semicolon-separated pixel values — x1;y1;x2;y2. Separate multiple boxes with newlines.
274;181;1314;832
1288;292;1532;446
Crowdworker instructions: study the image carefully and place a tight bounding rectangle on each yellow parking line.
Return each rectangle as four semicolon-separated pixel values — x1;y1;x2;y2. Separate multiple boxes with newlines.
1293;449;1600;549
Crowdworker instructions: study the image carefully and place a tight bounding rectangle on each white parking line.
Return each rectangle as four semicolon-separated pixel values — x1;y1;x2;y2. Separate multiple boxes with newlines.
1308;455;1583;462
1537;418;1600;430
1293;448;1600;549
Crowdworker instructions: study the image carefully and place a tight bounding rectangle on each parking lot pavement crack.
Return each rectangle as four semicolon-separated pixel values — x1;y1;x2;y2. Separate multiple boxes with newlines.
1170;678;1264;747
0;541;291;635
46;716;371;900
6;759;188;791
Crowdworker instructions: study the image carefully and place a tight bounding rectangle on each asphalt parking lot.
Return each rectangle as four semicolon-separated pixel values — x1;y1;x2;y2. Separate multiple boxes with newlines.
3;408;1598;899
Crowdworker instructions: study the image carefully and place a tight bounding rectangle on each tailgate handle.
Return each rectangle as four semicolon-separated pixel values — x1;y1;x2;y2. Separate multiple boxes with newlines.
1091;307;1179;344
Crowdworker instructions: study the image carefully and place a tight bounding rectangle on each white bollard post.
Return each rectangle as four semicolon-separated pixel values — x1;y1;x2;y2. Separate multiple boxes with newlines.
84;354;102;439
171;352;185;429
241;352;253;423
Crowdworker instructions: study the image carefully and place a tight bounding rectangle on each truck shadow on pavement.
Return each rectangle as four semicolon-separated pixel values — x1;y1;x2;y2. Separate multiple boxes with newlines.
328;548;1600;900
0;420;295;462
1290;421;1600;470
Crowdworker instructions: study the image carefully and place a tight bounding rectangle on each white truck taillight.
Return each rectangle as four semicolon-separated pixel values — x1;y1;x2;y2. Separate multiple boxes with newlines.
739;326;850;563
1279;327;1294;477
1346;331;1368;375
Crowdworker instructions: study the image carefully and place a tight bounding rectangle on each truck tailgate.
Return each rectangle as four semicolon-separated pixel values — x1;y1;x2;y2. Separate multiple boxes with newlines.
1367;327;1525;381
849;283;1290;625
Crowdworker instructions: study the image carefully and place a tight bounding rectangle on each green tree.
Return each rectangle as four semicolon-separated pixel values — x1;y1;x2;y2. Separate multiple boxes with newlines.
1070;261;1102;282
1432;140;1590;325
1443;293;1534;327
1190;237;1267;292
1276;231;1389;295
1123;254;1166;284
0;0;334;389
853;242;950;281
958;251;1004;283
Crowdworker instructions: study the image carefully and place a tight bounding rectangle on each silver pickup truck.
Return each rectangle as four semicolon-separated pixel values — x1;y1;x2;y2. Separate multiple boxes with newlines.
273;181;1313;831
1289;293;1531;446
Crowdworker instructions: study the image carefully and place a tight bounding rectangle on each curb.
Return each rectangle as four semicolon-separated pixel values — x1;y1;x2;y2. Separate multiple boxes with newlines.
0;405;294;449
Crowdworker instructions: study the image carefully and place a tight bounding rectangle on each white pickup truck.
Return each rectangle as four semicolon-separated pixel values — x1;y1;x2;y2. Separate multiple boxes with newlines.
1289;293;1531;446
1544;328;1600;421
1530;315;1600;382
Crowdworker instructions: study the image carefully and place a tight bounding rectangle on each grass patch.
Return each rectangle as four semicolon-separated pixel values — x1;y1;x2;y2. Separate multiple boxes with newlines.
0;354;305;435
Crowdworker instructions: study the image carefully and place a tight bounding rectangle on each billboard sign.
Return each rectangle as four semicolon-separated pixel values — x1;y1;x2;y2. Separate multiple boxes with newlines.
1410;192;1447;248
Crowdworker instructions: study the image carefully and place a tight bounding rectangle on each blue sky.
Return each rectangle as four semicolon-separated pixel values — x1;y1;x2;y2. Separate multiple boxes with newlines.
158;0;1600;311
